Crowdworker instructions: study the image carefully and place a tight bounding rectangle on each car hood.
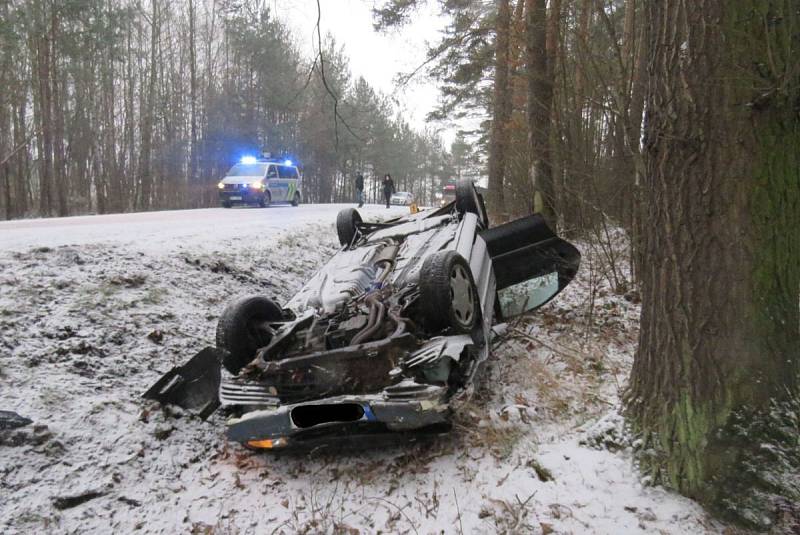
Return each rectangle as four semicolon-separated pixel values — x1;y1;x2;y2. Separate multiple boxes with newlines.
220;175;264;184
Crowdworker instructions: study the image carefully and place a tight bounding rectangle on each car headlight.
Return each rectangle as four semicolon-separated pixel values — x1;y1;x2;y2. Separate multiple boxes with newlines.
217;182;224;189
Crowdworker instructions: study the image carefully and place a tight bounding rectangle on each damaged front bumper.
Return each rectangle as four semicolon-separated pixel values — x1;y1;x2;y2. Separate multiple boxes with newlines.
225;386;451;450
143;334;482;449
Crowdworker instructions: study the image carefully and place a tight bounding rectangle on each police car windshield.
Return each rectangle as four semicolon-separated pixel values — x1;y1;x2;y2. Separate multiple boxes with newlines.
226;163;268;177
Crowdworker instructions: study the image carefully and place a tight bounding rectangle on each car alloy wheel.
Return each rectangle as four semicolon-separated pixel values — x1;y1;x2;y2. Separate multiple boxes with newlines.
449;263;475;329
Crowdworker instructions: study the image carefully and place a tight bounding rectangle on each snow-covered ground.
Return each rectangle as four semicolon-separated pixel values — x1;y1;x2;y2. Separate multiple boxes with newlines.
0;205;723;534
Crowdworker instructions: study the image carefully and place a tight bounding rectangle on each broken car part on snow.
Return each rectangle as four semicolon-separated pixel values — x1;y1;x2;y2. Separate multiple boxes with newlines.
144;180;580;450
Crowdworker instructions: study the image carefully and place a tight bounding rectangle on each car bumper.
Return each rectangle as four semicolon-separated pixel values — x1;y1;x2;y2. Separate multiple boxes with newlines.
225;392;451;449
219;190;264;204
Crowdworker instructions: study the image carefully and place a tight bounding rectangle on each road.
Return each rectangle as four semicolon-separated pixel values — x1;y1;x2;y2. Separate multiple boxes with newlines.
0;203;409;253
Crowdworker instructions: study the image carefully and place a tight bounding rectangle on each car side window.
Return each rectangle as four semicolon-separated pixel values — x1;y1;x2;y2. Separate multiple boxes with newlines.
278;165;297;179
267;165;278;178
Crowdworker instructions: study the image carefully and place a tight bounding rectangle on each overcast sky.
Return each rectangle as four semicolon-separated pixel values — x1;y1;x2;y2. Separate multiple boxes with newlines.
270;0;461;146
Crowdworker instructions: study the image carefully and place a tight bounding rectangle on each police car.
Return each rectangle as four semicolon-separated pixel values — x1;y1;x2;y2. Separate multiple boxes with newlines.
217;155;302;208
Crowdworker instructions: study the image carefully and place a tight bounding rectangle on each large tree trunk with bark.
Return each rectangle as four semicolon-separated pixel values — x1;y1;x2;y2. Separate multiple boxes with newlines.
626;0;800;527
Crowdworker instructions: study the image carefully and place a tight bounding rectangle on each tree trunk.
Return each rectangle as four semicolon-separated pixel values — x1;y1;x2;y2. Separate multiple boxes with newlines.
34;25;54;217
188;0;198;207
104;26;121;213
137;0;158;211
13;92;29;217
525;0;555;220
626;0;800;525
50;7;68;217
626;1;647;283
488;0;511;218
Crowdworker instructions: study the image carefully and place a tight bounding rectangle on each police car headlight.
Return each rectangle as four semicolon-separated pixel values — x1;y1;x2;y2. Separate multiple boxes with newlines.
217;182;224;189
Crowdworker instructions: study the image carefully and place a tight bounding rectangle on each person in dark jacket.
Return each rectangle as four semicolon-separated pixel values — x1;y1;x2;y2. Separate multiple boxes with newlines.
382;174;395;208
355;173;364;208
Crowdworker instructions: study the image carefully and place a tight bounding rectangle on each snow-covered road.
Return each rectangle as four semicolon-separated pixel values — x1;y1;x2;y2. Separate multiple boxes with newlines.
0;204;408;252
0;206;723;534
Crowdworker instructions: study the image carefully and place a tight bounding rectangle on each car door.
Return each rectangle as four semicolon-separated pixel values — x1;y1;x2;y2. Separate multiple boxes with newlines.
265;165;283;201
480;214;580;319
277;165;297;201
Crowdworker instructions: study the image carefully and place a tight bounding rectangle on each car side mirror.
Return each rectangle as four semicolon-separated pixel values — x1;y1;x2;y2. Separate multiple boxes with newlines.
497;272;559;318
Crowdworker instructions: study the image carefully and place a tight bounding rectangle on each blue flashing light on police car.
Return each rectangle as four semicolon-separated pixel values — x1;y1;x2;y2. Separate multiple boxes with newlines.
217;152;303;209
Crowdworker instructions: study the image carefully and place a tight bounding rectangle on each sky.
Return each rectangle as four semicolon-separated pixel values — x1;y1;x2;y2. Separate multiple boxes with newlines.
269;0;462;147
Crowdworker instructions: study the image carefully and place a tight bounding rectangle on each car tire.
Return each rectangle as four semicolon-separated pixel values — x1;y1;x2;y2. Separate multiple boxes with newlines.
455;179;489;228
216;296;283;374
291;192;301;207
418;250;478;334
222;202;232;208
336;208;362;247
260;192;271;208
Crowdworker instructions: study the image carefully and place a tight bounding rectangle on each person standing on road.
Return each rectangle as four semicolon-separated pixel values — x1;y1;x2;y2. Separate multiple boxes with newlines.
382;174;395;208
355;173;365;208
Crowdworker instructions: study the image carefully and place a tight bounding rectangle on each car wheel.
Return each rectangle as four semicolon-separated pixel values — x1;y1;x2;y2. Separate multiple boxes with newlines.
259;192;271;208
336;208;362;247
455;179;489;228
216;296;283;374
418;250;478;334
291;192;301;207
222;202;232;208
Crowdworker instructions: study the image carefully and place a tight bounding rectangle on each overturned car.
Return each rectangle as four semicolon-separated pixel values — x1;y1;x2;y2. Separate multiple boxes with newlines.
145;180;580;450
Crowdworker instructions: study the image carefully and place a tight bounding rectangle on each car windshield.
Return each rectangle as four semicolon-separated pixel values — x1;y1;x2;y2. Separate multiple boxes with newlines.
225;163;268;177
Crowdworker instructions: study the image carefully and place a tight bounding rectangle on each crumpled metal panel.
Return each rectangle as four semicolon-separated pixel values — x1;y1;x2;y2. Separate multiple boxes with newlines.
219;377;279;407
142;347;222;420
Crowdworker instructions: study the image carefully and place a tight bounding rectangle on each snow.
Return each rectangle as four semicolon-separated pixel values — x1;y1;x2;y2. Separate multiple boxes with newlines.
0;204;406;253
0;205;724;533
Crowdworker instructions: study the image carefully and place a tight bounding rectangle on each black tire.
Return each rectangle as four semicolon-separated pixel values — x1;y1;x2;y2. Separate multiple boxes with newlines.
216;295;283;374
291;192;301;207
222;201;232;208
336;208;362;247
418;250;478;334
455;179;489;228
259;192;271;208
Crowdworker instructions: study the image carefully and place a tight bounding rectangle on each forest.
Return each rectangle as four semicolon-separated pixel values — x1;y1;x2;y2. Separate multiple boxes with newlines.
0;0;459;218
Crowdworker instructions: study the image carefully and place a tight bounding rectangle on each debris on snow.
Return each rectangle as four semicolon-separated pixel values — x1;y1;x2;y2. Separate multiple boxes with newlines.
0;410;31;431
52;490;108;510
